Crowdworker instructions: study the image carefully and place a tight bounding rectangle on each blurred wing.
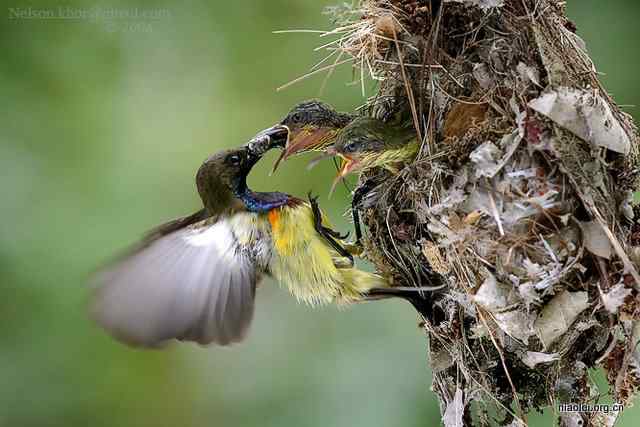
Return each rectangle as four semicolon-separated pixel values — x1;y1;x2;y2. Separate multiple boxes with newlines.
141;209;208;244
90;218;261;347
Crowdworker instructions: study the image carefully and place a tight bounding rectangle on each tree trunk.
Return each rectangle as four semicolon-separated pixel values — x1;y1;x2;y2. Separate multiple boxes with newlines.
324;1;640;425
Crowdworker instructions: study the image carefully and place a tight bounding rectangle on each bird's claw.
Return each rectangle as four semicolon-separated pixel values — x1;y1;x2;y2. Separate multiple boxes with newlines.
308;191;354;265
327;229;350;240
349;178;379;245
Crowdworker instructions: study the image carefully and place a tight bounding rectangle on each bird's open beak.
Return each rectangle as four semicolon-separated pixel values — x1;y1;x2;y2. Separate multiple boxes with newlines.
272;126;337;173
329;154;360;197
305;145;336;171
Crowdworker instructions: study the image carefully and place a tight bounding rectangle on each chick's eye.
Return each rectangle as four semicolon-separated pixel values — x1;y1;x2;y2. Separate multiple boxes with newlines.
345;142;358;153
226;154;242;166
290;112;302;123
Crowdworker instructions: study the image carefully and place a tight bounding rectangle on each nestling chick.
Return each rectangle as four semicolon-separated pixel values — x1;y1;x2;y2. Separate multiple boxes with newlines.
255;100;354;171
332;116;419;187
329;116;420;243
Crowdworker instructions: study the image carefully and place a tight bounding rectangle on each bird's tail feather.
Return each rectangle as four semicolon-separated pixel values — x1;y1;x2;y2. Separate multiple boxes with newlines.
362;286;444;317
337;268;386;303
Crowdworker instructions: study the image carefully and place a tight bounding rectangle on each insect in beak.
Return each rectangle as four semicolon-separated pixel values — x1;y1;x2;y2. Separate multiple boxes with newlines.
248;124;290;156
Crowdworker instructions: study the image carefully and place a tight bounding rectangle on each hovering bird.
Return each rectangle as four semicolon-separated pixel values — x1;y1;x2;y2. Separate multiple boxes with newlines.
90;135;389;348
257;100;354;171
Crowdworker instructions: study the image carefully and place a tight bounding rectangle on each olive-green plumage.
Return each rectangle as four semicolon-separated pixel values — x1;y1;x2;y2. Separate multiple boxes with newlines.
327;116;420;244
333;116;419;178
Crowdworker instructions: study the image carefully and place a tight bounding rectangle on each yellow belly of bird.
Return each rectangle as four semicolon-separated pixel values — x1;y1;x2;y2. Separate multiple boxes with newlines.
267;205;384;305
368;141;419;172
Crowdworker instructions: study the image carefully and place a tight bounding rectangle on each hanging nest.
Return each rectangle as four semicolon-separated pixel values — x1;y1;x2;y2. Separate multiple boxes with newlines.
312;0;640;425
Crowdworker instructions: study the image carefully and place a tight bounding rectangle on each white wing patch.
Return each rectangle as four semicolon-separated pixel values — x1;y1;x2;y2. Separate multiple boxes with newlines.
182;220;238;264
90;214;269;347
184;220;231;248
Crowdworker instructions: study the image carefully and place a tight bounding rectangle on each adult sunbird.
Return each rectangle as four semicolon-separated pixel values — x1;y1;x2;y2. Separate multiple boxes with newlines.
90;136;388;348
256;100;354;171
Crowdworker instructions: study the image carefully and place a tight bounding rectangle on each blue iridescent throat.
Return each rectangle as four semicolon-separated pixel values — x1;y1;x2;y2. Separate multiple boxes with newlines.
232;176;289;212
239;190;290;212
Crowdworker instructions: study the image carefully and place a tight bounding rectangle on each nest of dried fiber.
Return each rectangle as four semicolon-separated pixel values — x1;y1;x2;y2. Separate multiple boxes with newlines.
318;0;640;425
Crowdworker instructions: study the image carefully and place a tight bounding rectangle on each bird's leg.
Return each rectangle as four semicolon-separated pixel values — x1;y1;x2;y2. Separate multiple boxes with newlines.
321;227;350;240
308;193;349;238
308;193;354;265
351;179;376;245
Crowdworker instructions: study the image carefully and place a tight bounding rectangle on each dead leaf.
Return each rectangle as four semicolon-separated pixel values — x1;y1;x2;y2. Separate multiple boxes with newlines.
443;103;488;140
534;290;589;348
469;132;522;178
472;63;494;89
528;87;631;155
473;273;515;311
494;310;535;344
521;351;560;368
516;62;541;87
445;0;504;11
579;221;613;260
442;388;464;427
559;413;585;427
601;283;632;314
421;241;451;275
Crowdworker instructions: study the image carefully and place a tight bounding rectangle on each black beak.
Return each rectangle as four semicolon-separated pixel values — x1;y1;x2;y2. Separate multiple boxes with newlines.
247;124;289;155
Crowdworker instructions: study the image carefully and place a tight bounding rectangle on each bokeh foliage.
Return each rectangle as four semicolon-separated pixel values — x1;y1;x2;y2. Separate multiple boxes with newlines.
0;1;638;426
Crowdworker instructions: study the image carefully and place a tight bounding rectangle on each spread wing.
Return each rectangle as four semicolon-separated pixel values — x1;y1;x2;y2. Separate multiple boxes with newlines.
90;217;261;347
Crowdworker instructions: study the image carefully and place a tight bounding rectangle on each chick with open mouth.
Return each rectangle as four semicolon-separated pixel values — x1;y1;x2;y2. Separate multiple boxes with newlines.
253;100;354;173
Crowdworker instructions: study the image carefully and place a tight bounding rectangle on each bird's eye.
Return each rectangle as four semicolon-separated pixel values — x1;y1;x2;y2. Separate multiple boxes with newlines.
226;154;242;166
345;142;358;153
290;112;302;124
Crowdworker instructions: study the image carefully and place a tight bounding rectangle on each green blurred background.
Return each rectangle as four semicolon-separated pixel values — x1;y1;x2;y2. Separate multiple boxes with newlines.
1;1;638;426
